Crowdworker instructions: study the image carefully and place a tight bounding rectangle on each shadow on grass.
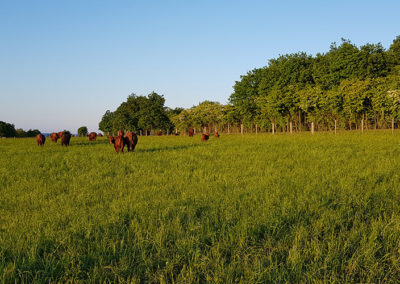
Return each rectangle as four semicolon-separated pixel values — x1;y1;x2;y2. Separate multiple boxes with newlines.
69;140;111;146
136;143;205;153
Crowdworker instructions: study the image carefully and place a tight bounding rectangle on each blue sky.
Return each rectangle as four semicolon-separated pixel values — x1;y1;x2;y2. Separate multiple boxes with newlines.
0;0;399;133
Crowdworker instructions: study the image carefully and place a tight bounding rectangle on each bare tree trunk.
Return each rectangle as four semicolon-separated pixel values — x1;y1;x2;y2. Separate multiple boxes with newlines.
334;119;337;135
272;123;275;135
290;122;293;134
299;110;302;132
392;118;395;134
240;123;243;135
228;123;230;135
361;119;364;133
256;124;258;135
311;122;314;134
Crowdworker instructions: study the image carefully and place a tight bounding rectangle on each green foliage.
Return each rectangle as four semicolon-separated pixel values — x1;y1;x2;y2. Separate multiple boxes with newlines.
171;101;228;132
0;121;16;137
96;37;399;134
2;133;400;281
15;128;26;137
98;110;114;135
77;126;88;137
388;35;400;66
230;36;400;131
99;92;173;134
15;128;40;137
26;129;41;137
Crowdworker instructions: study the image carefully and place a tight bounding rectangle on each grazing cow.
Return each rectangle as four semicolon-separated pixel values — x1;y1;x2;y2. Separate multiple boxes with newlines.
188;128;194;137
111;136;125;153
108;136;115;144
50;132;59;143
125;132;138;152
61;131;71;146
58;131;63;138
157;130;162;136
36;133;45;146
97;133;103;137
118;130;124;137
215;131;220;138
201;133;209;142
88;132;97;141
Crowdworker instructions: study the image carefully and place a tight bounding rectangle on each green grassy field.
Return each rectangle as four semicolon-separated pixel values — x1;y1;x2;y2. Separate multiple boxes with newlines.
1;132;400;282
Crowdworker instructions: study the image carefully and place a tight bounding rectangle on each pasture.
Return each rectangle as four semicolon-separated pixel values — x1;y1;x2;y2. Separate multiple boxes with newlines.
1;132;400;282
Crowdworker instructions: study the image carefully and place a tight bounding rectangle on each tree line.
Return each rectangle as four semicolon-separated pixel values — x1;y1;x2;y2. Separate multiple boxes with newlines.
3;37;400;138
228;36;400;132
100;36;400;135
0;121;40;138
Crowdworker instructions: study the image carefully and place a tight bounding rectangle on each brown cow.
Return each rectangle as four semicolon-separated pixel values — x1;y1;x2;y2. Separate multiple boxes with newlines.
215;131;220;138
97;133;103;137
201;133;209;142
58;131;63;138
88;132;97;141
36;133;45;146
108;136;115;144
61;131;71;146
157;130;162;136
118;130;125;137
50;132;59;143
188;128;194;137
125;132;138;152
111;136;125;153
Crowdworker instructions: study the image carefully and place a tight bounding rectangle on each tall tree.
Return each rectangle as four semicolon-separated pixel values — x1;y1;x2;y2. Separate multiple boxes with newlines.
77;126;88;137
0;121;16;137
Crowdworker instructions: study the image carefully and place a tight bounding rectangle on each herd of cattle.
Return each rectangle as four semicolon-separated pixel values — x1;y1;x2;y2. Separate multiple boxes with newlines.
108;131;138;153
35;131;74;147
35;128;219;153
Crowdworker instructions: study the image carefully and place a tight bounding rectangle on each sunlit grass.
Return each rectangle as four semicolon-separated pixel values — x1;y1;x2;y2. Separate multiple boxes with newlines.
1;131;400;282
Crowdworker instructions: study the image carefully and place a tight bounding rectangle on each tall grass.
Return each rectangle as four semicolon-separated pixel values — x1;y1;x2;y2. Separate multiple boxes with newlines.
1;132;400;282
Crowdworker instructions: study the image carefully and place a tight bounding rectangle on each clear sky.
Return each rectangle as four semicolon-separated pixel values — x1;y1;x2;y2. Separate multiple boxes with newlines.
0;0;399;133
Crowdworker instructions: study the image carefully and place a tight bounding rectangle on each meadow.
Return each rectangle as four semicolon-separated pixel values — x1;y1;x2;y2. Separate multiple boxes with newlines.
1;132;400;282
